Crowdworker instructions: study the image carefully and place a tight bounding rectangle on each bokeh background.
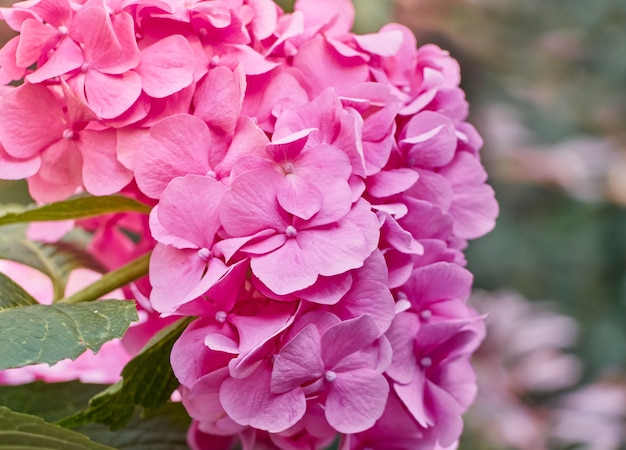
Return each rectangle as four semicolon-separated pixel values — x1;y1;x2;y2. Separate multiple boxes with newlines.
2;0;625;448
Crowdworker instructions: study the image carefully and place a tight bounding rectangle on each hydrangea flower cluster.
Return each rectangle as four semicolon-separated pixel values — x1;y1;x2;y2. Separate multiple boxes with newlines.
0;0;498;448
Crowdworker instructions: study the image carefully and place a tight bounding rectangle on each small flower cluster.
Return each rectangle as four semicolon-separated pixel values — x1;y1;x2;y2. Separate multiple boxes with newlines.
0;0;497;449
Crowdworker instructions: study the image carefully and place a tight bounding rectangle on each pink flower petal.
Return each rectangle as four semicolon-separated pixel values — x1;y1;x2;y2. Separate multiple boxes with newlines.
84;69;142;119
220;360;306;432
137;34;195;98
325;369;389;433
25;37;84;83
321;314;380;368
157;174;225;248
271;324;324;394
135;114;213;198
79;129;133;195
0;83;65;158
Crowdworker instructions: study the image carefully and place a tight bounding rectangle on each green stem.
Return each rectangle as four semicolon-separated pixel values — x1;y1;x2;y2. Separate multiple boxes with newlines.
58;252;151;305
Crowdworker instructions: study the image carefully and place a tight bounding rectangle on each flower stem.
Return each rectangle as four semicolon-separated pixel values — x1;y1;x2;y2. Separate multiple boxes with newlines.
58;252;151;305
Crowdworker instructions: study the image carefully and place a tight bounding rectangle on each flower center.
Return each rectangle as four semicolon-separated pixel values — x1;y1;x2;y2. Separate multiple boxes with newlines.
285;225;297;238
324;370;337;382
58;25;68;35
420;356;432;368
215;310;227;323
197;248;212;261
62;129;74;140
80;62;89;73
420;309;432;320
283;162;295;174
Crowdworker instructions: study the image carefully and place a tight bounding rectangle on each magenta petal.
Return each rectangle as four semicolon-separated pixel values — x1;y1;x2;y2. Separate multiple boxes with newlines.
271;324;324;394
135;114;212;198
220;361;306;433
321;314;380;368
325;369;389;433
277;174;323;220
137;35;195;98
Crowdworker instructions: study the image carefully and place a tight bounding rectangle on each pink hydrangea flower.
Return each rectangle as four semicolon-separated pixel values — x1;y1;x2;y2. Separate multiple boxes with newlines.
0;0;500;448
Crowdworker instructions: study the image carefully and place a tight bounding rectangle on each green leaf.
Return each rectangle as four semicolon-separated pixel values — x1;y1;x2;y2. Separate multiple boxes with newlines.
0;272;38;310
0;224;105;301
0;300;138;370
76;403;191;450
0;195;151;226
0;406;116;450
0;382;191;450
0;381;107;423
58;317;194;430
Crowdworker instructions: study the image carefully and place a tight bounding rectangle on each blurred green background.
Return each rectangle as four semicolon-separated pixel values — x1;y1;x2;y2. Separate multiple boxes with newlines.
2;0;625;448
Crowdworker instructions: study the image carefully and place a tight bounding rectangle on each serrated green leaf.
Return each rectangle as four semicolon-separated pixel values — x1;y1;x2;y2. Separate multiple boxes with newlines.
0;224;105;301
0;195;151;226
58;317;193;430
0;406;117;450
76;402;191;450
0;272;38;310
0;381;107;423
0;300;138;370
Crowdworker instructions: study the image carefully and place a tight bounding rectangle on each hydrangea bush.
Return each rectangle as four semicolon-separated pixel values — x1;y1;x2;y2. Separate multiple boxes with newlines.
0;0;498;448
